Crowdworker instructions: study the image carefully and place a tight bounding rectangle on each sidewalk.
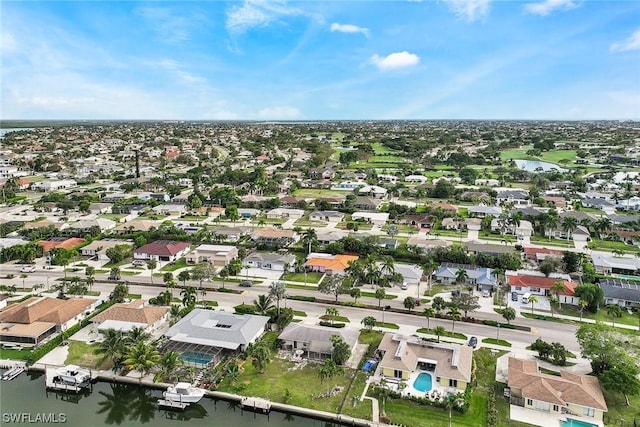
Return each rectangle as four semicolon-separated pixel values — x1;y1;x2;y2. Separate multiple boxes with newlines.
525;308;640;330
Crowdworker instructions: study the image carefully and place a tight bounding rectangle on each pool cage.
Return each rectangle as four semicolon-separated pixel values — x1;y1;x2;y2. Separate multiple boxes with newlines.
160;340;224;368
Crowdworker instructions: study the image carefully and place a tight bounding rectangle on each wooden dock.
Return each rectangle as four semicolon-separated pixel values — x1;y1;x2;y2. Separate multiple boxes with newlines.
241;396;272;414
44;367;87;393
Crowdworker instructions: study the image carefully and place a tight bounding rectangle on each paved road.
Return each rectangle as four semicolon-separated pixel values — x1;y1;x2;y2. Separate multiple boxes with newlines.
13;269;583;352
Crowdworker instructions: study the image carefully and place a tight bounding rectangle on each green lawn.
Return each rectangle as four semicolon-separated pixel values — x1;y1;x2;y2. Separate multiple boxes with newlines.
553;304;640;328
424;284;451;297
358;329;384;348
0;347;31;360
416;327;467;340
292;189;351;198
99;213;127;220
285;283;317;291
292;310;307;317
160;257;188;271
430;229;468;239
375;322;400;329
540;149;577;164
65;340;112;369
219;358;360;415
281;272;323;284
319;314;350;323
360;290;398;300
602;388;640;427
482;338;512;347
529;236;575;248
588;239;640;254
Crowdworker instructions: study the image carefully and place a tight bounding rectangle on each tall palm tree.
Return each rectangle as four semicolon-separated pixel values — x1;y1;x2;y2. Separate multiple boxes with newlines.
153;350;183;382
546;215;559;240
180;286;197;308
434;326;446;343
380;256;395;282
325;307;339;325
146;259;157;285
423;259;439;295
301;228;318;255
85;266;95;292
253;294;274;315
550;281;567;309
177;270;191;287
126;326;152;345
423;307;435;329
95;328;125;370
447;307;461;333
123;341;161;383
269;281;286;316
528;294;539;314
445;393;465;427
578;299;588;322
345;259;365;288
455;269;468;288
561;216;578;241
249;341;272;374
594;217;612;239
606;304;623;327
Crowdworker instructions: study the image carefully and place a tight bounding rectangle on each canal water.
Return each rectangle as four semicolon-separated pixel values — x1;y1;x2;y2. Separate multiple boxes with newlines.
0;370;340;427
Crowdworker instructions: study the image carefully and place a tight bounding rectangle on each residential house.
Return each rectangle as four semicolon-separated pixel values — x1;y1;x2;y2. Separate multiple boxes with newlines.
309;210;344;223
497;190;530;207
113;220;158;234
243;252;296;271
152;204;186;216
90;300;169;333
186;244;238;266
334;181;364;190
465;241;517;257
541;196;567;209
251;228;297;247
316;197;345;209
399;214;435;229
523;247;564;264
377;333;472;394
87;203;113;214
31;179;77;192
238;208;261;218
210;226;251;242
507;357;607;425
459;191;492;203
354;233;399;250
278;323;359;361
67;218;117;234
434;262;497;292
133;240;191;262
598;279;640;309
581;198;615;213
353;196;384;211
308;168;335;180
490;219;534;238
305;253;359;274
0;296;99;347
266;208;305;220
467;205;502;218
279;196;305;208
591;253;640;276
475;178;500;187
357;185;388;199
377;263;423;287
316;229;349;245
508;275;579;305
38;237;86;254
404;175;428;184
351;211;390;227
80;239;133;261
406;236;451;253
162;310;269;366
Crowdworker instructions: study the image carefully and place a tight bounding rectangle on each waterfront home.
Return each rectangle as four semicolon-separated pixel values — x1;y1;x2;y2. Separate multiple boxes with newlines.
598;279;640;309
243;252;295;271
0;296;99;347
278;323;359;361
305;253;359;274
591;253;640;276
163;310;269;367
90;300;169;333
186;244;238;266
507;357;607;425
377;333;472;394
133;240;191;262
434;262;497;292
508;275;578;305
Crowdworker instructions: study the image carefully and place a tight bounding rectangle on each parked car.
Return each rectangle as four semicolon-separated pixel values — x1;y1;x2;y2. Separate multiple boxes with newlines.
511;292;518;302
468;336;478;348
482;289;490;298
239;280;253;288
132;259;146;266
20;265;36;273
400;283;409;290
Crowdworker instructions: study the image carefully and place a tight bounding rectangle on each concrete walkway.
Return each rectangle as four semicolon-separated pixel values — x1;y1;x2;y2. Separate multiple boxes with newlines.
526;307;640;330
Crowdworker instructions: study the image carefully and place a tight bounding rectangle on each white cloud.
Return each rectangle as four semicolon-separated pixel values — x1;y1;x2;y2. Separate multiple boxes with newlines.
257;105;302;119
1;31;17;52
330;23;369;37
156;59;208;86
610;28;640;52
524;0;577;16
445;0;491;22
370;51;420;71
137;7;201;42
226;0;304;35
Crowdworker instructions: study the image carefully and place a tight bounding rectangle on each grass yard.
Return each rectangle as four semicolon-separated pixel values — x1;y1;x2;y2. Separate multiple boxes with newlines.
430;229;468;239
219;358;359;415
160;257;188;271
482;338;512;347
529;236;575;248
360;290;398;300
0;347;31;360
293;219;327;227
65;340;112;370
552;304;640;328
500;146;535;162
540;149;577;164
424;284;451;297
281;272;323;284
602;389;640;426
320;314;350;323
358;329;384;348
292;310;307;317
293;189;351;198
416;327;467;340
285;283;317;291
588;239;640;254
371;142;402;155
376;322;400;329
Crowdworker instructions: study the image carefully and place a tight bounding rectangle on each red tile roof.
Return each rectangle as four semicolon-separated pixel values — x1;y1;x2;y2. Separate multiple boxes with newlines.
134;241;190;257
37;238;86;252
508;275;576;296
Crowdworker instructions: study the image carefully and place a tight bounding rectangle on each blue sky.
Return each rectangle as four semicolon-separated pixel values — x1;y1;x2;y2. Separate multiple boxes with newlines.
1;0;639;120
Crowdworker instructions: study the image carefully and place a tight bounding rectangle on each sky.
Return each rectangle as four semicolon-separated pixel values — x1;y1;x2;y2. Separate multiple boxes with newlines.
1;0;639;121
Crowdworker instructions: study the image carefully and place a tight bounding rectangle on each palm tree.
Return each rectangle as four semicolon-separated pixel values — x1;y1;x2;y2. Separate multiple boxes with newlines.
561;216;578;241
546;215;559;240
447;307;461;333
126;326;152;345
177;270;191;287
85;266;95;292
445;393;465;427
550;281;567;309
434;326;446;343
301;228;318;255
423;259;439;295
180;286;197;307
163;272;174;288
345;259;364;288
455;269;468;288
249;341;272;374
123;342;161;383
594;217;612;239
153;350;183;382
423;307;435;329
95;329;125;370
528;294;539;314
253;294;274;315
110;267;121;280
380;256;395;282
325;307;339;325
578;299;588;322
146;259;157;285
606;304;623;327
269;281;287;316
218;265;229;289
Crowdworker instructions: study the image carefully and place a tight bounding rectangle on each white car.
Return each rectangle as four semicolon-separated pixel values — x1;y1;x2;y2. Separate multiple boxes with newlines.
20;265;36;273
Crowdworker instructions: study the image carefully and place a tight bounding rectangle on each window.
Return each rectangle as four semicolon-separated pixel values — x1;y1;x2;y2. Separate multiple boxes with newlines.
583;407;595;417
394;370;403;379
553;405;559;412
515;286;522;291
448;379;458;388
527;399;533;406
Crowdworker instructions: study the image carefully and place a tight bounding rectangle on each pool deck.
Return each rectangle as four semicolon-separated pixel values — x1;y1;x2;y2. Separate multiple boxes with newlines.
510;405;603;427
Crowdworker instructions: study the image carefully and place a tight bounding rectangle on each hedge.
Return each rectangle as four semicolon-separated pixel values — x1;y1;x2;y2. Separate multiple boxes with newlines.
318;321;345;328
481;319;516;329
234;304;257;315
287;295;316;302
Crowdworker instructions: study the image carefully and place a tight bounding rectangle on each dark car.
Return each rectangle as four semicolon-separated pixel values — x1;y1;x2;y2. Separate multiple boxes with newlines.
239;280;253;288
468;336;478;348
511;292;518;302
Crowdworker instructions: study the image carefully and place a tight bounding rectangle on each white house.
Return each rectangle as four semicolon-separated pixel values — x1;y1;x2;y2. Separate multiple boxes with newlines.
351;211;390;227
266;208;305;220
309;210;344;223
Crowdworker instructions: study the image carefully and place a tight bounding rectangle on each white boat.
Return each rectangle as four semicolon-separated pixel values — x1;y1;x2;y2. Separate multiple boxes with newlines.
2;365;25;381
163;382;206;403
54;365;91;384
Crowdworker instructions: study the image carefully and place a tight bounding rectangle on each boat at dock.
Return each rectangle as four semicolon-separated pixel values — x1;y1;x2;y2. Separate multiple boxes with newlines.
54;365;91;385
163;382;206;404
1;365;25;381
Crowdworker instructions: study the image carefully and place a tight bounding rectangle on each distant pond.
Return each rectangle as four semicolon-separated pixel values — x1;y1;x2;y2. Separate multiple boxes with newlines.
512;159;567;173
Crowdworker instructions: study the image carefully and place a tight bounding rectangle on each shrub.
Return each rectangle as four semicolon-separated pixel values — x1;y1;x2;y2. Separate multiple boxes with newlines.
288;295;316;302
318;321;345;328
234;304;256;315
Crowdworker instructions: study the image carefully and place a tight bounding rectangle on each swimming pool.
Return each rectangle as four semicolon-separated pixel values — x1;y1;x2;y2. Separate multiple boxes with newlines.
412;372;433;392
180;352;213;366
560;418;598;427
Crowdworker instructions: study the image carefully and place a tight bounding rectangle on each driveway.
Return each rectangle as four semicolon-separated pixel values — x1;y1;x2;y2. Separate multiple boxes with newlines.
239;267;283;281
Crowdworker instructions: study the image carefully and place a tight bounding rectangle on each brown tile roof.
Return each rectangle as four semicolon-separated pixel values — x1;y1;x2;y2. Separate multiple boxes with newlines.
134;240;190;256
0;297;94;326
38;238;86;252
0;321;56;338
252;228;295;239
507;357;607;411
378;333;473;383
92;300;168;325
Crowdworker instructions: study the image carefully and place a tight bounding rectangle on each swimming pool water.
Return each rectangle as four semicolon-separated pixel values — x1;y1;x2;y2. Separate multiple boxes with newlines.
180;352;213;365
412;372;433;392
560;418;598;427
